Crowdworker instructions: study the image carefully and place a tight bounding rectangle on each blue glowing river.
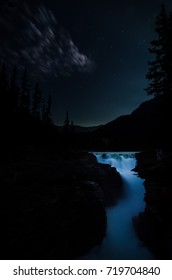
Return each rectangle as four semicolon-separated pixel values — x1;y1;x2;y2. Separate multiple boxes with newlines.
82;152;154;260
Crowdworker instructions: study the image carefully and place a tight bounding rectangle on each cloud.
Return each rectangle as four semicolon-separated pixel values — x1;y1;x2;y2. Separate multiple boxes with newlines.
0;3;94;77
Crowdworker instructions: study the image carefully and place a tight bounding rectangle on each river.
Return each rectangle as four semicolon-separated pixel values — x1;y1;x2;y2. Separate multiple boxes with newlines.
82;152;154;260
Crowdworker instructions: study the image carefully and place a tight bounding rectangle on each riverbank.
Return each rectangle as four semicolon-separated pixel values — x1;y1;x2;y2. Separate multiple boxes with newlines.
133;149;172;259
4;146;123;259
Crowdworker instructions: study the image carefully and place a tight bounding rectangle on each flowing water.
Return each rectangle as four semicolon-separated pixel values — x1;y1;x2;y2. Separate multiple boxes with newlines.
82;152;154;260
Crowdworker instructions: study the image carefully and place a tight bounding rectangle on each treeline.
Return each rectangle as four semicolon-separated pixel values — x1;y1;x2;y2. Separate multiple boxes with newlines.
0;63;90;155
0;63;60;157
0;63;52;124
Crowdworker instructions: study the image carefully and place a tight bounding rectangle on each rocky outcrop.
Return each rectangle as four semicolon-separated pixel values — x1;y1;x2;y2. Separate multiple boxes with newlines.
133;149;172;259
4;147;122;259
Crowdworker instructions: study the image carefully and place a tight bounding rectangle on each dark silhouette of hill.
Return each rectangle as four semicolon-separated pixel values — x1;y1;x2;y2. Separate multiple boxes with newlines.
92;95;164;150
72;125;103;133
57;124;102;133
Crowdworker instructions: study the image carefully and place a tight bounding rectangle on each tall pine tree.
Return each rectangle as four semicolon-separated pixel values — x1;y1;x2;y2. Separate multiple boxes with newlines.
64;111;70;128
42;95;52;124
8;65;19;113
32;82;42;119
0;63;8;114
20;69;30;113
166;12;172;98
146;4;172;150
146;4;169;97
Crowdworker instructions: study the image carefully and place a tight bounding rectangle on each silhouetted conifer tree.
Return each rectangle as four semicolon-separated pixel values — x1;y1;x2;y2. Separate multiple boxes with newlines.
42;103;46;120
146;4;172;98
146;5;172;150
70;120;74;130
46;95;52;124
8;65;19;113
20;69;30;113
62;111;71;149
0;63;8;114
167;12;172;98
32;82;42;119
64;111;70;128
42;95;52;124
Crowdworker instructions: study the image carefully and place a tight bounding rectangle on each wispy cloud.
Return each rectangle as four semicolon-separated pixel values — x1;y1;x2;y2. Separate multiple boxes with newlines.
0;3;94;77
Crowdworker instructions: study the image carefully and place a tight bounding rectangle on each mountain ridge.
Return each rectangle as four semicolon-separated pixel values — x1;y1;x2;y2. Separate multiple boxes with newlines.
92;95;163;150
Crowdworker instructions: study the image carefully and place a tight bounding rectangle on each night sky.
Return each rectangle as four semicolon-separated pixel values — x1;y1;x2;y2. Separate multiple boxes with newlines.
0;0;172;126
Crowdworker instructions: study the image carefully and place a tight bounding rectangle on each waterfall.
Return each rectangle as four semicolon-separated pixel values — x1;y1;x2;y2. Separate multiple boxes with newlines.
93;152;137;177
82;151;154;260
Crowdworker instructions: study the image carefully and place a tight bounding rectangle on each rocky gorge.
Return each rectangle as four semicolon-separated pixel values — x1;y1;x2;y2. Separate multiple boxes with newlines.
133;149;172;259
4;146;123;259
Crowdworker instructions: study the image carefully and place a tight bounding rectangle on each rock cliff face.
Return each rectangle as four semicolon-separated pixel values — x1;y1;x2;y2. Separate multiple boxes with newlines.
4;147;122;259
133;150;172;259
